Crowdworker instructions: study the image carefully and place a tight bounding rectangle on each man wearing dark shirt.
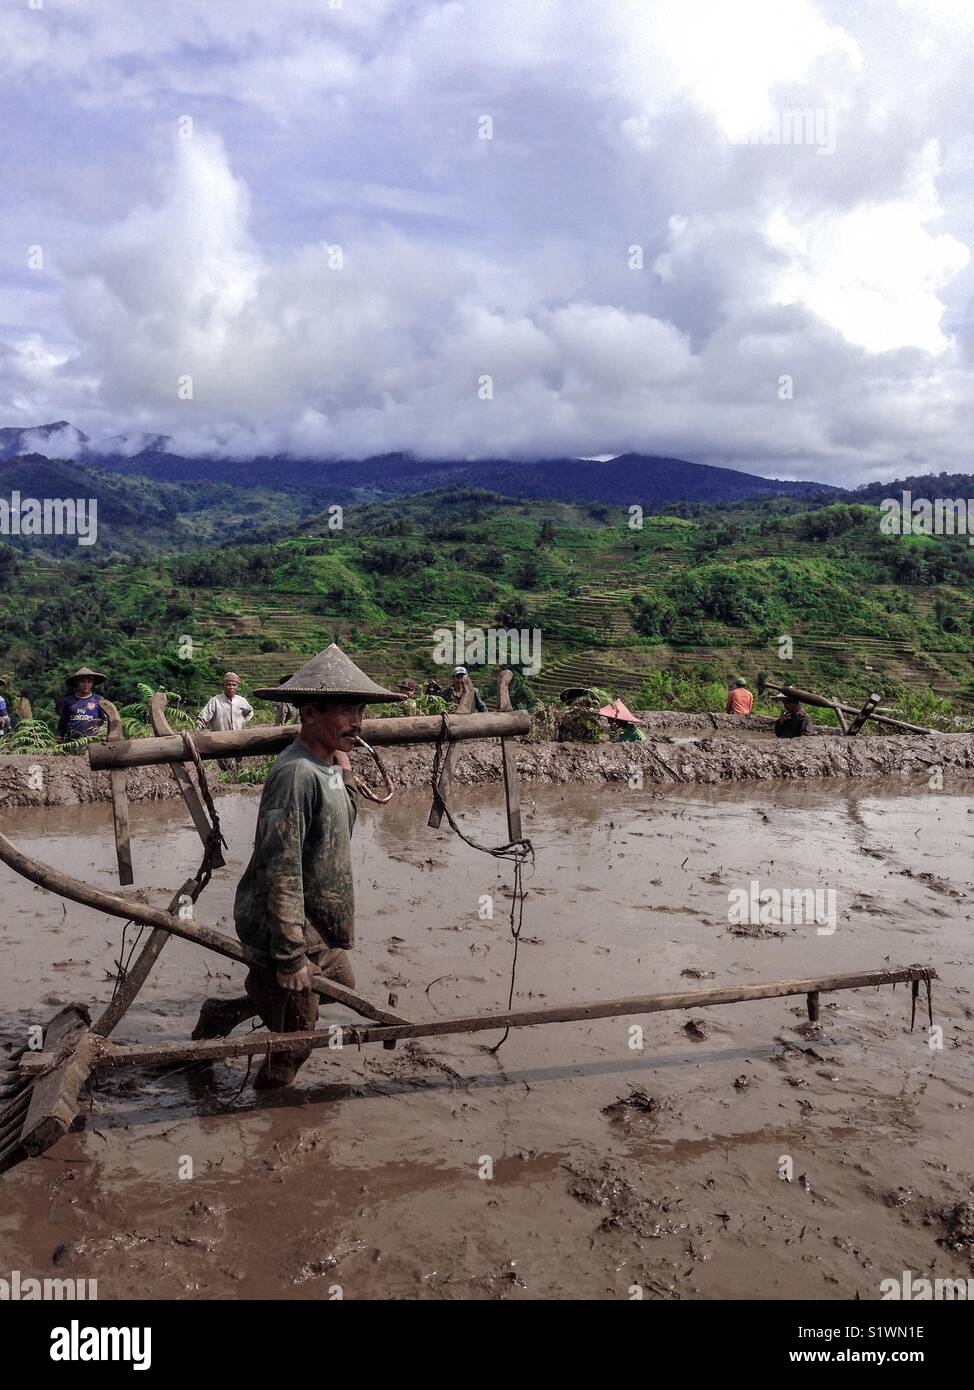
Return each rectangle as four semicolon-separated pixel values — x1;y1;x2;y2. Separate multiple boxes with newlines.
440;665;488;712
191;644;406;1089
57;666;109;743
774;696;812;738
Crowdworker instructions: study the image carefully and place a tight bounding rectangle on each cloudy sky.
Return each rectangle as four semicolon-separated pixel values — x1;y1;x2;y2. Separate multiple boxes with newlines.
1;0;972;482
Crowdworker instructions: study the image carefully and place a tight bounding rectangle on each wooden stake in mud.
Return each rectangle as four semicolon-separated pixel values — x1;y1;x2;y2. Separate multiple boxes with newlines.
428;678;476;828
100;699;133;885
497;671;523;843
830;699;849;735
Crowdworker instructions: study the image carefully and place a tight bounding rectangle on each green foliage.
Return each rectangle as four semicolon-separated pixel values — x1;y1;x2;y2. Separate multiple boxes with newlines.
368;693;449;719
3;718;90;756
2;486;974;730
115;683;196;737
634;671;730;713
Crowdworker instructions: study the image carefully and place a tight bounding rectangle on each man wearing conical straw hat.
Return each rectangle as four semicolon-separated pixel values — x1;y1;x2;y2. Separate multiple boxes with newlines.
57;665;109;744
191;645;405;1089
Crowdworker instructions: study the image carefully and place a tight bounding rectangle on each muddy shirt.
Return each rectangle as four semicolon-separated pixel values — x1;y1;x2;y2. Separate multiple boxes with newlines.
774;711;811;738
57;693;106;741
234;742;357;973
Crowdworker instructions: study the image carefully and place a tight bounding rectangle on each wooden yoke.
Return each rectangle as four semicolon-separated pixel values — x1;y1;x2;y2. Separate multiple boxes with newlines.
99;699;133;885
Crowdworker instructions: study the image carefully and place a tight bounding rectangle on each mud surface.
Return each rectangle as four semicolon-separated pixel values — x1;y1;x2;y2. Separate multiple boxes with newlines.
1;778;973;1301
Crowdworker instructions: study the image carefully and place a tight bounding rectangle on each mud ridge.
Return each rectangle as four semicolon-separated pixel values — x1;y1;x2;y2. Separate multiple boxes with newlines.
2;727;972;809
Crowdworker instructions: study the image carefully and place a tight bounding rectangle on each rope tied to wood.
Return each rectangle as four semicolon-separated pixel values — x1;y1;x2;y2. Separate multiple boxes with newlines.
430;713;533;1051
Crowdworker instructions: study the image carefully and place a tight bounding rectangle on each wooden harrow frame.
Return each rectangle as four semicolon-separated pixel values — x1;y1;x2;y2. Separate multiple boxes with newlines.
0;677;938;1175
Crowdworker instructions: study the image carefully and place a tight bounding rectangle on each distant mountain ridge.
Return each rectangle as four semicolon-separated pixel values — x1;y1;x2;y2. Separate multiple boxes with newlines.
0;420;840;506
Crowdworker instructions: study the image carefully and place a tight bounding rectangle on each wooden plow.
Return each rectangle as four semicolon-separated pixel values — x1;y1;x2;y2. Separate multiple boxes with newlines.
0;688;529;1171
756;674;938;737
0;685;939;1176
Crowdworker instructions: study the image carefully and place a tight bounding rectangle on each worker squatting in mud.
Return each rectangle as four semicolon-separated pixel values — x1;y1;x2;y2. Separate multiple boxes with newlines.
190;644;406;1088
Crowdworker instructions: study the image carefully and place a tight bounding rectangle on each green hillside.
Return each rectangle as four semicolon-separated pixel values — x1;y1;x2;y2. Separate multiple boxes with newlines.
2;490;973;732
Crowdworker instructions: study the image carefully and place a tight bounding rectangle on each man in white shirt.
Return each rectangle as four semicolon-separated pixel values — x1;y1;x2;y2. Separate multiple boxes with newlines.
196;672;254;769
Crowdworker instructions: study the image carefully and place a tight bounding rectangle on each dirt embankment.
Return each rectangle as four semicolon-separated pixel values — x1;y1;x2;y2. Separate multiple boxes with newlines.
0;757;184;810
2;724;973;809
376;730;974;792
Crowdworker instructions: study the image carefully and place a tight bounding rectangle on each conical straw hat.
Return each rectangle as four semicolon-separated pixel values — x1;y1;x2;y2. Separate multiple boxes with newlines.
66;665;106;688
253;645;405;703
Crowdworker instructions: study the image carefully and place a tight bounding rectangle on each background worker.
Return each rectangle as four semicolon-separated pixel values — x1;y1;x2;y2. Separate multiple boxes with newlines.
726;678;753;715
197;671;254;771
196;672;254;733
774;695;812;738
274;675;299;727
56;666;109;743
439;665;488;712
599;698;647;742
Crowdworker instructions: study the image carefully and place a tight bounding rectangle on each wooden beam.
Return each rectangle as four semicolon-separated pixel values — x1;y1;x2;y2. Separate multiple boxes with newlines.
846;692;882;737
22;966;936;1072
99;699;134;885
148;694;224;866
760;679;934;736
91;879;200;1039
0;827;411;1029
89;710;530;771
17;1006;93;1157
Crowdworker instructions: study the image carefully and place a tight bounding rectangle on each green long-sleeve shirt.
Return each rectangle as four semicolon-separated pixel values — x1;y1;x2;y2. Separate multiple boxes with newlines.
234;741;357;974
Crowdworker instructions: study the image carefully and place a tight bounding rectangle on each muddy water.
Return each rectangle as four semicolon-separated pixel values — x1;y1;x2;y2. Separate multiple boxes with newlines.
1;778;973;1301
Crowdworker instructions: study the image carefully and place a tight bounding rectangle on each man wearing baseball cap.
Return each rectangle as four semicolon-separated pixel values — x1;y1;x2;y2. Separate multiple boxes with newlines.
438;665;487;712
